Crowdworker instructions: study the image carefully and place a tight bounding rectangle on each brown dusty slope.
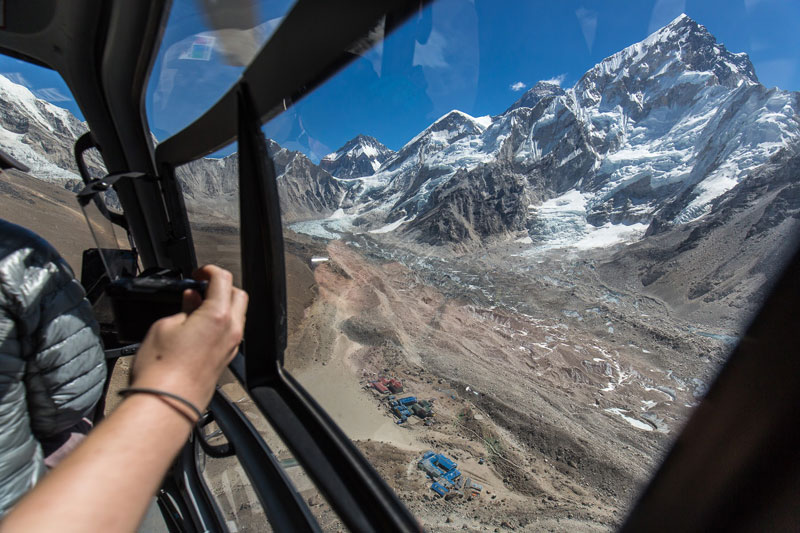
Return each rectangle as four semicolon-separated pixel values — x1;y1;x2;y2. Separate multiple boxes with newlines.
281;237;729;531
0;169;95;272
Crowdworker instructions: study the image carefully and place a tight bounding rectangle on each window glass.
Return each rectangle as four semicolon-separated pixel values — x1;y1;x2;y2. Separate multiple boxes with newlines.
215;379;345;531
179;0;800;529
1;0;797;529
176;146;242;281
264;0;800;529
195;426;273;533
146;0;296;141
178;153;348;531
0;59;105;274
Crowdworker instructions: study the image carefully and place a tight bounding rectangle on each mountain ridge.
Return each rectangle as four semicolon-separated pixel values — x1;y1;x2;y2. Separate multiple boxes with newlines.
0;14;798;254
328;13;799;248
319;134;394;179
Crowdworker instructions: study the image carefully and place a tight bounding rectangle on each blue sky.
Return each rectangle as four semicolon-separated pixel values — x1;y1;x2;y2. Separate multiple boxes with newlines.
0;0;798;162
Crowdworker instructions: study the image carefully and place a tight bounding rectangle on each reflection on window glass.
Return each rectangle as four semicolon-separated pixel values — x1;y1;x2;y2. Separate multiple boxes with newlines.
180;147;348;528
196;425;273;533
195;383;348;532
177;0;799;529
147;0;296;140
215;381;345;531
176;147;242;281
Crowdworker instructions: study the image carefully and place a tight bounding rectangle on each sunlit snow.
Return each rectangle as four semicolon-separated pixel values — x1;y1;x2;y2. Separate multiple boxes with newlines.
572;223;649;250
369;216;413;234
604;408;653;431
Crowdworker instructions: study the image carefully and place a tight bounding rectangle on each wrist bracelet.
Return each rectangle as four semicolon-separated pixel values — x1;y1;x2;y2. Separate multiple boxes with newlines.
118;387;203;424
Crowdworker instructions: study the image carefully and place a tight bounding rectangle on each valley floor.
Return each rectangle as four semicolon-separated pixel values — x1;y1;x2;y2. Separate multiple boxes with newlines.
268;230;739;532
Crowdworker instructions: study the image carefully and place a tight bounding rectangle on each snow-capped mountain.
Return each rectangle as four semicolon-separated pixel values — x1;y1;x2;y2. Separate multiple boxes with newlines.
0;74;104;185
0;72;344;223
318;14;799;248
1;14;798;254
504;81;565;114
336;109;495;228
319;134;394;179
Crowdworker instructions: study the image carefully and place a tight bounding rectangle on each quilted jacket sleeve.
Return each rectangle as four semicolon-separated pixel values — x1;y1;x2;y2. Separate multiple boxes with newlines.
0;221;107;438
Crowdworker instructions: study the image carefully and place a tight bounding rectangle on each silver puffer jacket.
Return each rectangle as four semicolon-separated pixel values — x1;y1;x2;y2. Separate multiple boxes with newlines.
0;219;106;515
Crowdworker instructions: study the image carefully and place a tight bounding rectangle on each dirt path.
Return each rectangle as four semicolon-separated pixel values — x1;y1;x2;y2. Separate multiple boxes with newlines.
294;332;419;448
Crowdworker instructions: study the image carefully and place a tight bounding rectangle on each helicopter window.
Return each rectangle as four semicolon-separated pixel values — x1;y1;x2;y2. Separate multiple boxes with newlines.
176;151;352;531
0;58;109;274
213;377;347;531
175;142;242;282
243;0;798;529
194;410;274;532
164;0;800;525
0;0;796;528
146;0;297;141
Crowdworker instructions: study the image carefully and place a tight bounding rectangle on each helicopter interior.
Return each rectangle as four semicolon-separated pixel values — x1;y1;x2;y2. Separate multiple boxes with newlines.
0;1;798;531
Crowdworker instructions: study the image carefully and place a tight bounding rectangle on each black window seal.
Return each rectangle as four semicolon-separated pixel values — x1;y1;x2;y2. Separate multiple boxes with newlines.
236;82;421;532
204;389;322;532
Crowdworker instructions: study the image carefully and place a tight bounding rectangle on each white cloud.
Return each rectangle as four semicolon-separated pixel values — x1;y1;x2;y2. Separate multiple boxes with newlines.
4;72;30;87
648;0;686;34
541;74;567;87
744;0;767;11
510;81;526;92
575;7;598;53
35;87;71;102
413;29;448;68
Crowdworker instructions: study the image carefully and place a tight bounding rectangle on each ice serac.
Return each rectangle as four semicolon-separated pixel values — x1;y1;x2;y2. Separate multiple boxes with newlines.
319;134;394;179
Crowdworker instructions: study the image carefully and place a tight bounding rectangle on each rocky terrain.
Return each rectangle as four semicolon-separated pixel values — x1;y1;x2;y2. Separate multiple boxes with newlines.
175;139;347;224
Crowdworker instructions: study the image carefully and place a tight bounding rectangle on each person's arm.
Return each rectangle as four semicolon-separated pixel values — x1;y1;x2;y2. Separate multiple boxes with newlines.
0;265;247;533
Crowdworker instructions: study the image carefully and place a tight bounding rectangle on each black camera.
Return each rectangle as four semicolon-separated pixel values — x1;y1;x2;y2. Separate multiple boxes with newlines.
106;275;207;343
78;175;207;344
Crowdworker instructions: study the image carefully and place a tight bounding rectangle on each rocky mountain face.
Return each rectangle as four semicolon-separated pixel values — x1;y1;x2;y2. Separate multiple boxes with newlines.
306;14;799;249
1;14;798;253
176;139;346;223
409;162;529;245
319;134;394;179
0;74;107;191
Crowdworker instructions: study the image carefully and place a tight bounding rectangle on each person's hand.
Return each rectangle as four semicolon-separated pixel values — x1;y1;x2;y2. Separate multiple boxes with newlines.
130;265;248;413
0;267;246;532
